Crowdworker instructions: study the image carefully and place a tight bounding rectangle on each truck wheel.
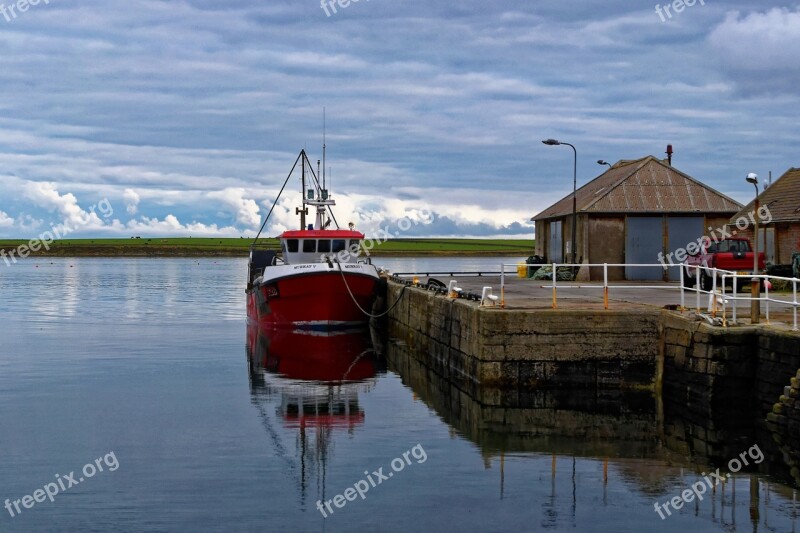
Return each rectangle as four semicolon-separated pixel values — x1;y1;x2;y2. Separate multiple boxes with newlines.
683;269;695;288
700;271;713;292
683;269;695;289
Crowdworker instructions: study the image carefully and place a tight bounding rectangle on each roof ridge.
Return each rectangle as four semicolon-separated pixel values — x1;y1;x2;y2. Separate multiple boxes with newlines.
730;166;800;221
579;156;654;212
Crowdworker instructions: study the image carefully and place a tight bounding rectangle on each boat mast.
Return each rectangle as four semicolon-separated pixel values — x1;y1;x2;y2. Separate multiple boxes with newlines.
298;151;307;230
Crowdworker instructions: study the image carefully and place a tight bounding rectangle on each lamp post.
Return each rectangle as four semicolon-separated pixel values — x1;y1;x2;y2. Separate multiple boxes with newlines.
543;139;577;267
746;173;760;324
597;160;612;168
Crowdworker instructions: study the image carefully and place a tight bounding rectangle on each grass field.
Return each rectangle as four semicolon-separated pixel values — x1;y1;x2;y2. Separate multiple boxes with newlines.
0;237;535;257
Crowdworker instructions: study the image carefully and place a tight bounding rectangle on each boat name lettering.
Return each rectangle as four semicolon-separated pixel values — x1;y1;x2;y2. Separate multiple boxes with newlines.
294;265;315;270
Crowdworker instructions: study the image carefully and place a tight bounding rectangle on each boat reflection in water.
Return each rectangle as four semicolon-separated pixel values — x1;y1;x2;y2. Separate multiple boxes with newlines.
246;323;384;507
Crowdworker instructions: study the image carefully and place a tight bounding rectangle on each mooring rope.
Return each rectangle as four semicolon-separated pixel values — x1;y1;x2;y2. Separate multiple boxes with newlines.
334;259;406;319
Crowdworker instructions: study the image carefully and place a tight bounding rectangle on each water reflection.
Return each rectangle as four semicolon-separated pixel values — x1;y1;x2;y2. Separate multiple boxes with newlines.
246;324;385;509
385;338;800;531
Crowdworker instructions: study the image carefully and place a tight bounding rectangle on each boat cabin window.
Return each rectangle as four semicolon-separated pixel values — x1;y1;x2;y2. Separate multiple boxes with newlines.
332;239;346;253
303;239;316;253
318;239;331;253
286;239;299;253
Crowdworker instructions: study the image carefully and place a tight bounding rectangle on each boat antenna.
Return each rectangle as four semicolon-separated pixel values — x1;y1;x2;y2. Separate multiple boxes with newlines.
301;151;340;229
322;107;326;191
300;151;307;230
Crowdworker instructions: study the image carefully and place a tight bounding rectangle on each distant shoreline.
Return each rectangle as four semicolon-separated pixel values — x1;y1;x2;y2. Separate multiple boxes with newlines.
0;237;535;259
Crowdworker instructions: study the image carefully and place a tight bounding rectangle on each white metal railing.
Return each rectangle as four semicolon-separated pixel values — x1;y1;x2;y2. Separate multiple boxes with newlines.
497;262;799;331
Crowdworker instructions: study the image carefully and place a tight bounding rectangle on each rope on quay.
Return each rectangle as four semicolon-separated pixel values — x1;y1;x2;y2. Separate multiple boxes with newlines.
335;260;408;319
388;275;484;302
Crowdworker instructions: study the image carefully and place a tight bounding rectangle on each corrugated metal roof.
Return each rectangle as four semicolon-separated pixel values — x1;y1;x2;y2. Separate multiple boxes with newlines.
533;156;742;221
730;167;800;225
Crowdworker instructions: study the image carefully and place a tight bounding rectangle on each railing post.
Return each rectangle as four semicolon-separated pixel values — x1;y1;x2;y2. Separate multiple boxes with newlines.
552;262;557;309
794;279;798;331
711;268;718;317
765;276;770;324
603;263;609;310
500;263;505;308
679;263;685;311
732;273;738;325
695;267;701;313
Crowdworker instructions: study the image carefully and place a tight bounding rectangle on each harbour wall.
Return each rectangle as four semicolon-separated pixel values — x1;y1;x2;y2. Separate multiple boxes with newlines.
385;281;660;390
386;280;800;416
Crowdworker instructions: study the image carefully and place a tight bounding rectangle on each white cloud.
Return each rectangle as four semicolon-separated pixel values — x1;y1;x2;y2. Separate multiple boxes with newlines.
24;182;105;228
709;7;800;93
0;211;14;227
258;189;536;239
124;215;242;237
0;0;798;239
207;188;261;228
123;188;140;214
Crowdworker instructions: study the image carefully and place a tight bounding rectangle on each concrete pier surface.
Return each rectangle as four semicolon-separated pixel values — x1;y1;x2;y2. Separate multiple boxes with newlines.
405;275;798;325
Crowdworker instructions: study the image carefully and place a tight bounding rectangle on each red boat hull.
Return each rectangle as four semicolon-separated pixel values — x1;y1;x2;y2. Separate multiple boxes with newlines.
246;323;378;382
247;270;379;329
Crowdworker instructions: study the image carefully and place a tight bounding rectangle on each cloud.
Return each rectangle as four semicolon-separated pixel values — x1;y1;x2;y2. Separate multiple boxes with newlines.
0;1;798;239
124;215;242;237
258;189;535;239
24;182;105;228
709;7;800;94
123;188;140;214
0;211;15;228
207;188;261;228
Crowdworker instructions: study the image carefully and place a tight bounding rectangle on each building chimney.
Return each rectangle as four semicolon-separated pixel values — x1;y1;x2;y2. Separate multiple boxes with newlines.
665;144;673;166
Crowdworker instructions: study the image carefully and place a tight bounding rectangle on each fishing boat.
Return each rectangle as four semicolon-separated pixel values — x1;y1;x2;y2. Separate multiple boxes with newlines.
246;149;382;330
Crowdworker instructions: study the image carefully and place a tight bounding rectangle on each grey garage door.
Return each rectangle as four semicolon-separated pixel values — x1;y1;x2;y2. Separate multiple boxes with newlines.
666;217;704;281
548;220;563;263
625;217;663;280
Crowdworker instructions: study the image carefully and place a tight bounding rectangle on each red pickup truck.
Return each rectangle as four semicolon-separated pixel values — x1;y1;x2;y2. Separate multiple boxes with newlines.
684;237;766;291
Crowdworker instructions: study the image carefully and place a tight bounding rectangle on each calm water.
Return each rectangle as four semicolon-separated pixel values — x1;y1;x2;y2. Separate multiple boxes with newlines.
1;257;798;532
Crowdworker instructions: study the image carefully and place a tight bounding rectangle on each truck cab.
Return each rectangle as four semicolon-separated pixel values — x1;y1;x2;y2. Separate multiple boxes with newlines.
684;237;766;291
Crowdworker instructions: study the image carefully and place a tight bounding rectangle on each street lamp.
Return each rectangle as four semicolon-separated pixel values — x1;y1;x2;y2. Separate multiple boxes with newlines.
597;160;612;168
542;139;578;267
746;173;760;324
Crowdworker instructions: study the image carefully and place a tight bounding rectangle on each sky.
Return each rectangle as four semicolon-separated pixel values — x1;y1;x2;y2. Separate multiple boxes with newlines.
0;0;798;239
